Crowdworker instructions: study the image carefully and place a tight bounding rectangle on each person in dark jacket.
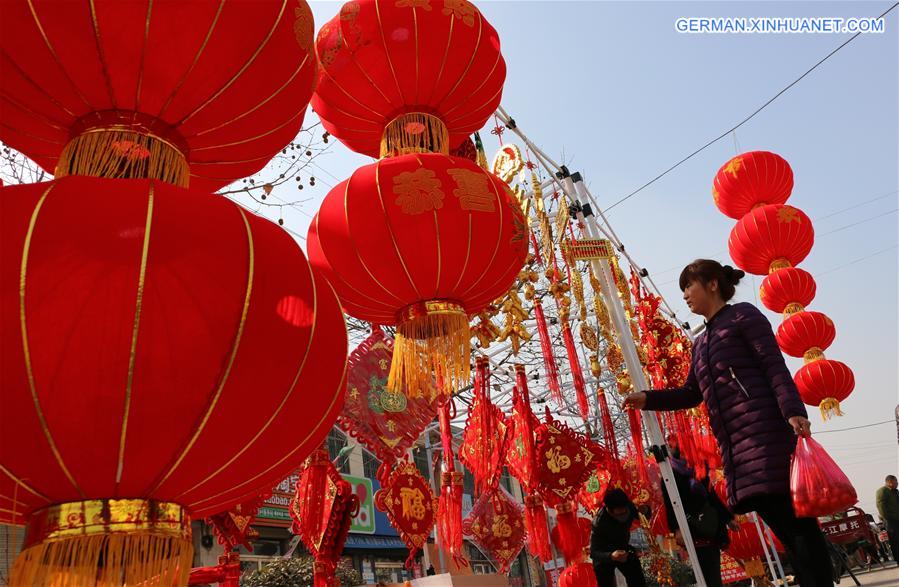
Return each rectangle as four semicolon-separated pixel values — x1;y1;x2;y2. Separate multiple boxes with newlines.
590;488;646;587
875;474;899;563
624;259;832;586
662;446;736;587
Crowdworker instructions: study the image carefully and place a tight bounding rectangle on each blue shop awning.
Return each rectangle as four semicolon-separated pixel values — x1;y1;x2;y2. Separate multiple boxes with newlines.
343;534;407;550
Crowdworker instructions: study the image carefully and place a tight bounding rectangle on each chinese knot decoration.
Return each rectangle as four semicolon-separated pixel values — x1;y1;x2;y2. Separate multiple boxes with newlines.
290;449;360;587
375;461;438;567
533;411;603;506
338;328;438;481
462;488;527;574
713;151;854;419
459;358;508;493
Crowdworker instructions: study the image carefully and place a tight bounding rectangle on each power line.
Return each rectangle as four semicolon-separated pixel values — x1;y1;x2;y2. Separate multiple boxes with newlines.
816;245;897;277
815;420;894;434
818;208;897;236
817;190;898;220
603;2;899;213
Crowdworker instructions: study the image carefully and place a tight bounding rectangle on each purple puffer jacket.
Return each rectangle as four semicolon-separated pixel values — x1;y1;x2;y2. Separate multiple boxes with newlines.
644;302;808;512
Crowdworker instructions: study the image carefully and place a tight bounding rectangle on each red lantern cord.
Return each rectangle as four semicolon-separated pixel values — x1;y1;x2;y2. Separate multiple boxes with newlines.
533;298;563;404
561;323;590;420
627;410;650;488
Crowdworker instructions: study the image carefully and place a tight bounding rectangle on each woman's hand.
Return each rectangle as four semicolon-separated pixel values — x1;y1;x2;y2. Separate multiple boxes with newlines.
788;415;812;437
622;392;647;410
611;550;629;562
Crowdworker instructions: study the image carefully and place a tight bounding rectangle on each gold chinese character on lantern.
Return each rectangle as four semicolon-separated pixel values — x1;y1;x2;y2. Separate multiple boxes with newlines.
448;168;496;212
393;168;444;214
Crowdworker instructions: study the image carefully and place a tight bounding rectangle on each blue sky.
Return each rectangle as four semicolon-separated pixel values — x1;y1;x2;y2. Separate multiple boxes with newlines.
243;1;897;515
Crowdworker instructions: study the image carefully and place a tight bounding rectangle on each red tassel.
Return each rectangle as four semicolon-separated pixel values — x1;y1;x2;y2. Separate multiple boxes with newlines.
561;323;589;420
300;447;330;541
524;495;553;562
627;410;649;488
313;561;334;587
438;472;466;567
534;298;562;404
597;390;620;461
513;366;538;488
554;501;585;565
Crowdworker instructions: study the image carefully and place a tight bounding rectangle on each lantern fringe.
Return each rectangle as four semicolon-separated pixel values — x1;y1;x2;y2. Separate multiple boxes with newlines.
380;112;450;158
554;503;583;565
11;531;192;587
388;303;470;397
819;397;844;420
524;496;552;563
56;128;189;187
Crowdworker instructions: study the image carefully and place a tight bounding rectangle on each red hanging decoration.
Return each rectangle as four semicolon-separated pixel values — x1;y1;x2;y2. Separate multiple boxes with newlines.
794;359;855;420
523;495;553;563
436;397;467;568
561;322;590;420
627;410;650;488
728;204;815;275
551;502;589;565
712;151;794;220
776;311;836;362
534;411;604;507
459;358;508;494
577;465;612;516
290;450;360;587
206;492;269;553
533;298;563;403
760;267;817;317
188;551;241;587
0;0;318;191
559;561;598;587
505;365;540;490
462;488;527;574
338;328;438;479
375;461;438;568
726;516;766;561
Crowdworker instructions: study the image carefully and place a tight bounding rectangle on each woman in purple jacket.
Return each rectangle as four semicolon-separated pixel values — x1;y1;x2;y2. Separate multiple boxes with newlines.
624;259;833;586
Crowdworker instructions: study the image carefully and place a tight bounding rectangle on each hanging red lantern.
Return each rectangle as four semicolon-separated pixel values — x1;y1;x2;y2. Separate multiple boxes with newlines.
311;0;505;158
760;267;817;316
728;204;814;275
0;0;318;191
775;311;836;362
712;151;793;219
338;328;438;477
794;359;855;419
0;177;347;585
307;153;528;396
560;561;598;587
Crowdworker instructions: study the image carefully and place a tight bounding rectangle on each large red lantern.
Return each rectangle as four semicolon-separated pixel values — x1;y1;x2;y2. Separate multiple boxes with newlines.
311;0;505;158
308;153;527;396
1;177;347;585
712;151;793;219
776;311;836;361
759;267;816;316
794;359;855;419
728;204;814;275
0;0;318;191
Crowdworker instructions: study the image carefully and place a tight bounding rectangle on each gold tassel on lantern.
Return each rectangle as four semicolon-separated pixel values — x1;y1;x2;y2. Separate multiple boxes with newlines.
55;112;190;187
11;499;192;587
819;397;844;420
380;112;450;158
388;300;470;398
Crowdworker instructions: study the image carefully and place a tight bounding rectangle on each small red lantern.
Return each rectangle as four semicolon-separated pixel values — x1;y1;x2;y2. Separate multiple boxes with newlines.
728;204;814;275
0;0;318;191
776;311;836;362
559;561;598;587
794;359;855;420
312;0;505;158
712;151;793;219
308;153;528;396
760;267;816;316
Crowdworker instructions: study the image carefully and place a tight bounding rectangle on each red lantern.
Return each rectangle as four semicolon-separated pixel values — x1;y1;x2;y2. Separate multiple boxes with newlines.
728;204;814;275
311;0;505;158
712;151;793;219
308;153;528;396
0;0;317;191
1;177;347;585
559;561;598;587
794;359;855;419
760;267;816;316
775;311;836;361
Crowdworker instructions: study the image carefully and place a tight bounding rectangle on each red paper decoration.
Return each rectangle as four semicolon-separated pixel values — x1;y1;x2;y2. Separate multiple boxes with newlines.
578;466;612;516
550;512;592;564
712;151;793;220
462;488;527;574
775;311;836;361
726;517;766;561
728;204;814;275
760;267;817;316
375;461;438;566
338;328;437;476
436;397;467;567
311;0;505;158
308;153;527;396
206;493;268;552
290;449;360;587
533;412;603;507
459;358;508;494
0;0;318;191
504;365;540;491
0;177;347;524
794;359;855;419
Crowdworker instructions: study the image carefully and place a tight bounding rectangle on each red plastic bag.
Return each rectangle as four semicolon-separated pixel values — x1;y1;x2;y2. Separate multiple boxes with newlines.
790;436;857;518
